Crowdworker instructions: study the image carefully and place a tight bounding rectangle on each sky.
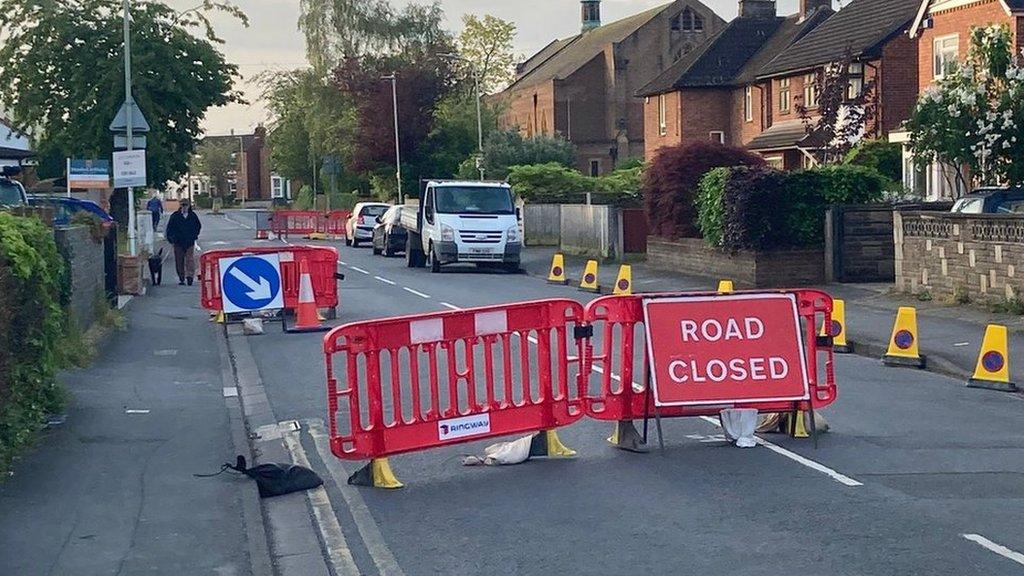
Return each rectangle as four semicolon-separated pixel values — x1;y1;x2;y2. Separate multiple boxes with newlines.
188;0;839;136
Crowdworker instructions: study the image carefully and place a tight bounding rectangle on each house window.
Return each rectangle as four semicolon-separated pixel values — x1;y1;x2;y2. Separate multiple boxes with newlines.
847;63;864;99
589;159;601;177
743;86;753;122
709;131;725;144
658;94;667;136
803;73;819;108
679;8;703;31
779;78;790;113
272;176;287;199
933;35;959;79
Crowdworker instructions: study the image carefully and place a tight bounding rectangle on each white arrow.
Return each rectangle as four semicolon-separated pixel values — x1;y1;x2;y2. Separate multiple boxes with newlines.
229;267;273;301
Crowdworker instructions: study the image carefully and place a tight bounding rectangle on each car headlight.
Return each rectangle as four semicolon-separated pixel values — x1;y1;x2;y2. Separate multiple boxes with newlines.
441;224;455;242
507;225;520;243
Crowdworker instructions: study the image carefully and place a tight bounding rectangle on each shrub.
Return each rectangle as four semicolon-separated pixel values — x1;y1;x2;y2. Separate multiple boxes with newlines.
720;167;789;250
0;213;71;478
643;141;765;238
193;195;214;209
786;165;888;245
508;163;642;206
845;140;902;183
696;168;729;247
470;130;577;180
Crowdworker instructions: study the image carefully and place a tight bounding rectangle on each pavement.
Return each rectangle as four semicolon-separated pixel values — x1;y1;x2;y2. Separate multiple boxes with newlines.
0;213;262;575
4;209;1023;575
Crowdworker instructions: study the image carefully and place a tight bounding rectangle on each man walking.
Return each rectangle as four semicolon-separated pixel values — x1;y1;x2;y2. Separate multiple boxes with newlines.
146;192;163;231
165;199;202;286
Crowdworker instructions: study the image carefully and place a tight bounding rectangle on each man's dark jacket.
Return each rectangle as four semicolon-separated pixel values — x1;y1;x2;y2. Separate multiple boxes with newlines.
166;209;202;249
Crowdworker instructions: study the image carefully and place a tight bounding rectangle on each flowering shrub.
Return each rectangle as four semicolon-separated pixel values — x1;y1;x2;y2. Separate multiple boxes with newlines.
907;25;1024;190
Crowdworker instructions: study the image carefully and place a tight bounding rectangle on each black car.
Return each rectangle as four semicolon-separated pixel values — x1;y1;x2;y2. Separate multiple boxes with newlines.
372;205;407;257
0;165;28;207
951;187;1024;214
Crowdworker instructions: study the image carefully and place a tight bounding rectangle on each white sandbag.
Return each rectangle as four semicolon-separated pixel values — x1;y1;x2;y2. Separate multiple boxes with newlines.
720;408;758;448
242;318;265;336
461;433;536;466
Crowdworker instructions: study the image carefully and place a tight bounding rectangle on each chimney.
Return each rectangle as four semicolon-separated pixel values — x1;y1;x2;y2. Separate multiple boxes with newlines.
738;0;776;18
581;0;601;32
800;0;831;19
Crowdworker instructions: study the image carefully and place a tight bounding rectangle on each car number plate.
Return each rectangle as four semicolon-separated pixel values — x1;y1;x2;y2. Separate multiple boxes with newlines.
469;247;493;254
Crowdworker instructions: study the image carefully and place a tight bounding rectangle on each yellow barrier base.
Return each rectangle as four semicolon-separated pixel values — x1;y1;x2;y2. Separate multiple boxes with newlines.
347;458;404;489
606;420;649;453
967;378;1019;393
834;343;853;354
529;430;577;458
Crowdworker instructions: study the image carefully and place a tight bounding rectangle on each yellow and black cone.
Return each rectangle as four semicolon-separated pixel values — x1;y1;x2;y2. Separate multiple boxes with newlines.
528;430;577;458
607;420;648;452
613;265;633;295
787;411;810;439
883;306;926;368
967;324;1018;392
212;311;226;324
820;299;852;353
717;280;735;293
579;260;601;293
547;253;568;285
347;458;404;489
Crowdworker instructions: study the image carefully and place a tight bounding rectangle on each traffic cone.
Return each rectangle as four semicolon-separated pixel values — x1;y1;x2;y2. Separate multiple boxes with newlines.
347;458;403;489
613;265;633;295
286;259;329;333
579;260;600;293
883;307;925;368
968;324;1018;392
820;299;851;353
787;411;810;439
717;280;734;293
607;420;648;452
547;253;568;285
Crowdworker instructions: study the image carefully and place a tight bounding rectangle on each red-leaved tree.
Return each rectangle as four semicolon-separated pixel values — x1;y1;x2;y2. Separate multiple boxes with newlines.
644;141;766;238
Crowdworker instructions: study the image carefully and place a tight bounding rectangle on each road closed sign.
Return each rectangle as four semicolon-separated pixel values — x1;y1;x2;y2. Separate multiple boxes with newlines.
642;294;810;406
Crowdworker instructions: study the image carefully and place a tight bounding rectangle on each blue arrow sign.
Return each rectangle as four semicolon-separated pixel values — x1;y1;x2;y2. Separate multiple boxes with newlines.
219;254;285;314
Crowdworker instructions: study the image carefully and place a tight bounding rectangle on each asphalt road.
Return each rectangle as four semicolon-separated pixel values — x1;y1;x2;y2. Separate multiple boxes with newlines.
216;210;1024;575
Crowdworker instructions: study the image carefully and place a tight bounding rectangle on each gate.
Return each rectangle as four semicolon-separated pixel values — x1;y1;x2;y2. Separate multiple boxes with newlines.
325;299;588;460
619;208;648;255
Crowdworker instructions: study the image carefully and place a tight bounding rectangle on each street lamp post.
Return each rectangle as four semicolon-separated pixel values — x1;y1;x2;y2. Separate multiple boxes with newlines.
122;0;137;256
382;73;402;203
440;53;484;179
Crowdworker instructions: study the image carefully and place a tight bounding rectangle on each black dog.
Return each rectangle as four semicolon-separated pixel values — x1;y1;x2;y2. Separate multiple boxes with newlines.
148;248;164;286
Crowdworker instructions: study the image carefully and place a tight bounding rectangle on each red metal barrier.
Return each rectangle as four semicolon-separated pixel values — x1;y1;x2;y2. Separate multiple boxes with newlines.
200;246;340;313
269;210;320;238
582;290;837;421
322;210;351;239
325;299;588;460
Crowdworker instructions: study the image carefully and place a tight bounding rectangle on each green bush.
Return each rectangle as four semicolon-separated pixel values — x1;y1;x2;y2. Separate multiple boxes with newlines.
845;140;902;183
721;167;789;250
291;185;315;210
507;163;641;207
786;165;888;245
696;168;729;247
193;195;214;209
0;213;71;478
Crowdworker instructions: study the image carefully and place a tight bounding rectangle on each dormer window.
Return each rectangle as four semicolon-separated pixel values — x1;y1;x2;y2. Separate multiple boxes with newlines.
679;8;703;32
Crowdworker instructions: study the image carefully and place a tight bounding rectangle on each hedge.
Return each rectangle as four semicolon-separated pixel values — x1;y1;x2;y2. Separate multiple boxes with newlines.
697;164;887;250
0;213;71;477
507;162;642;207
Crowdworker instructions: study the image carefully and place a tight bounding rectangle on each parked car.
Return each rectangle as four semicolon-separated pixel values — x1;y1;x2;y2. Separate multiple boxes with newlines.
372;205;407;257
345;202;391;247
28;195;115;227
951;187;1024;214
0;165;28;207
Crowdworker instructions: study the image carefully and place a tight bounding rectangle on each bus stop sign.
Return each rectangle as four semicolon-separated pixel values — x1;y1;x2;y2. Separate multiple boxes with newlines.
642;293;810;407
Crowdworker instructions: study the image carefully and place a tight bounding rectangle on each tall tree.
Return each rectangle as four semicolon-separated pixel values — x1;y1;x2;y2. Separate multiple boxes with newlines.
797;49;878;166
191;140;236;197
0;0;245;186
457;14;517;94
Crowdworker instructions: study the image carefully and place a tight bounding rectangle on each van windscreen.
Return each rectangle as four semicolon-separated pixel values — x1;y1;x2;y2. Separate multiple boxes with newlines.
435;187;513;215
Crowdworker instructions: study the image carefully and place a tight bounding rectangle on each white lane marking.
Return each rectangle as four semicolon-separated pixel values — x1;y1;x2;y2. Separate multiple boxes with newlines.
308;421;406;576
282;430;361;576
375;276;396;285
699;415;863;487
339;260;348;266
403;287;431;299
350;266;369;275
440;302;461;311
963;534;1024;567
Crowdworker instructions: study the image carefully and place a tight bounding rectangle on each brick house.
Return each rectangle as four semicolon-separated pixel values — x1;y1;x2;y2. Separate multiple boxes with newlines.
751;0;922;169
494;0;725;176
892;0;1024;200
638;0;832;162
196;126;297;202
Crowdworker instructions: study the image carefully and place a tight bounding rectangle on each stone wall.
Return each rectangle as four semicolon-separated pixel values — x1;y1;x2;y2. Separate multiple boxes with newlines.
895;211;1024;303
54;226;106;329
648;237;825;288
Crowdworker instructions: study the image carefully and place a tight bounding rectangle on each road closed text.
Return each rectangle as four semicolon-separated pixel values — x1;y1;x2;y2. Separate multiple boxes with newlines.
643;295;810;406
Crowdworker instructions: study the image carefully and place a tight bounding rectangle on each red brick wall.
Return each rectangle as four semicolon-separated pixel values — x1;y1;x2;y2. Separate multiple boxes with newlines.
728;84;771;146
917;0;1016;90
506;81;557;138
683;89;732;144
879;35;919;135
643;91;682;161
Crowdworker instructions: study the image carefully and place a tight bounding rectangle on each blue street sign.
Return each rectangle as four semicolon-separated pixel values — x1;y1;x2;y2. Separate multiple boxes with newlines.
219;253;285;314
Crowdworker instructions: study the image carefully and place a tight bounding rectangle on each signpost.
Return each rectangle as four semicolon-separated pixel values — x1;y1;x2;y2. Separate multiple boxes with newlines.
66;159;111;196
112;149;147;188
642;293;811;407
218;254;284;314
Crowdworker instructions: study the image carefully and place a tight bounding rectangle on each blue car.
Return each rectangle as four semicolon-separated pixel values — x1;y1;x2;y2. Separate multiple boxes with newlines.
28;196;115;227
